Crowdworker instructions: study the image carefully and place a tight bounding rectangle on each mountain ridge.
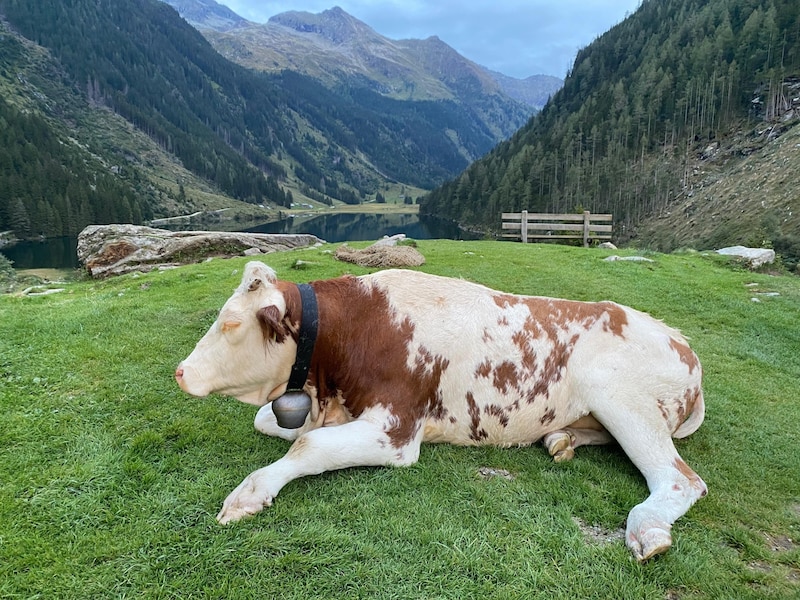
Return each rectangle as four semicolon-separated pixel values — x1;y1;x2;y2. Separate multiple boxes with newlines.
166;1;561;110
0;0;540;240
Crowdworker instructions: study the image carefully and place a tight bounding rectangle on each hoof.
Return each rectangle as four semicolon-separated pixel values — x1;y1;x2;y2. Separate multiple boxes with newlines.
628;527;672;562
544;432;575;462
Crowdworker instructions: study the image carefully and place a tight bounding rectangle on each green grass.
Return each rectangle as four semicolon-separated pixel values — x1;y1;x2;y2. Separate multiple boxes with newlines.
1;241;799;599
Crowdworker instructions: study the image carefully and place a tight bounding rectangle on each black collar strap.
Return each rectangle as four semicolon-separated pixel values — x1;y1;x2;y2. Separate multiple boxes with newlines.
287;283;319;390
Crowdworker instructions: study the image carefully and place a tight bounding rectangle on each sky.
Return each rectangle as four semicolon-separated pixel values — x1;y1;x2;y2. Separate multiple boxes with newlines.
220;1;643;79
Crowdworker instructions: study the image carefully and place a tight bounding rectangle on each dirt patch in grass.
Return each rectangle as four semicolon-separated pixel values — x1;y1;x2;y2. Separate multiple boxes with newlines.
476;467;515;481
572;516;625;546
764;532;797;552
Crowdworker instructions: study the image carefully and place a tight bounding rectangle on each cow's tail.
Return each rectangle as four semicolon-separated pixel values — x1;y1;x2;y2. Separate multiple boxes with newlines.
672;389;705;439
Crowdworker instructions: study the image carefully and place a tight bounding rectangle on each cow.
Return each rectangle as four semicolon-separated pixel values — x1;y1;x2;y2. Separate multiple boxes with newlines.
175;261;707;562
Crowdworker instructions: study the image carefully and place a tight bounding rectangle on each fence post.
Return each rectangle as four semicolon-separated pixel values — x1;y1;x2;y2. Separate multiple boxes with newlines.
582;211;590;247
521;210;528;244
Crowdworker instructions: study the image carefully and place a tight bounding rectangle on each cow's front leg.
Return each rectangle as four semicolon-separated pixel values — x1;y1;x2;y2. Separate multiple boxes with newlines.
253;402;304;441
217;409;423;524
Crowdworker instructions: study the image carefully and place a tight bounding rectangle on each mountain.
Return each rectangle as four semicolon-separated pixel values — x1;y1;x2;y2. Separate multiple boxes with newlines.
0;0;534;240
485;70;563;109
165;0;250;31
420;0;800;264
170;2;560;111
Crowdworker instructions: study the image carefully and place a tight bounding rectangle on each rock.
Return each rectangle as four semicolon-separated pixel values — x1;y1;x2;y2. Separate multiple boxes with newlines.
716;246;776;268
598;242;617;249
77;224;324;278
372;234;408;247
22;287;66;296
603;255;655;263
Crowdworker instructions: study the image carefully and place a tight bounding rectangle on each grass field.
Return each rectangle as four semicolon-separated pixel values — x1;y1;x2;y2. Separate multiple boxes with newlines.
1;241;799;599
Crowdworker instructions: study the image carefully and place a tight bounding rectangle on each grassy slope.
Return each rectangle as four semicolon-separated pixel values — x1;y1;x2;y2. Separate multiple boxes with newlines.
1;241;798;599
635;119;800;255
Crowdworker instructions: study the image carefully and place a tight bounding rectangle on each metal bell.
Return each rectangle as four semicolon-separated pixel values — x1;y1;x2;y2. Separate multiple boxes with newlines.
271;391;312;429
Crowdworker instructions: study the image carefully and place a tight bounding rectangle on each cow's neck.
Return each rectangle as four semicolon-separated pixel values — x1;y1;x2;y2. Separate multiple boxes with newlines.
287;283;319;390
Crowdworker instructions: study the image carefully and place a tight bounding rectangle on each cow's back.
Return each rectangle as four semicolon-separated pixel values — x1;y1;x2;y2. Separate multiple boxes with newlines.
362;269;701;447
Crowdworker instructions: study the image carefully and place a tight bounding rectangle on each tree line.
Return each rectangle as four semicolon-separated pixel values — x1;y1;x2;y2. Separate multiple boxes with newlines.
420;0;800;244
0;0;527;240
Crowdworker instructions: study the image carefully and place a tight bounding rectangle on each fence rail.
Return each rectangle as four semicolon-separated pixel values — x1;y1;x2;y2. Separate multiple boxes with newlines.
501;211;613;247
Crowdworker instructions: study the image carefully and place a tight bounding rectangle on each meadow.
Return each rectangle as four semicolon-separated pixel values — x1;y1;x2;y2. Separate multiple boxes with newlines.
1;240;798;599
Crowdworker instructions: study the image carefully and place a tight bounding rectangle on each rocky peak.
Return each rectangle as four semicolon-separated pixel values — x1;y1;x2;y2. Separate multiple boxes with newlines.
161;0;249;32
269;6;379;45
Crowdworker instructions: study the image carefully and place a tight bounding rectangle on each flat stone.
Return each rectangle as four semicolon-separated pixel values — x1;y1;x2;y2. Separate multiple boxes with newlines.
716;246;776;268
77;224;324;278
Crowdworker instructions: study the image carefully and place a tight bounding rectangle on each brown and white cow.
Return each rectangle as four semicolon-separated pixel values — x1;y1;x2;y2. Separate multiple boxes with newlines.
176;261;707;562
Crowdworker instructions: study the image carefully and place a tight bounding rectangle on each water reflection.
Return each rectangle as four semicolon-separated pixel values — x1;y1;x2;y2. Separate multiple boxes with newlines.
1;213;478;270
245;212;476;243
2;237;81;270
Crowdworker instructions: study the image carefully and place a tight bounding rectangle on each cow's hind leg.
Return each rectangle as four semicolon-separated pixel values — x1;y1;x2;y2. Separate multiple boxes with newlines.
543;415;612;462
218;408;423;524
591;404;707;562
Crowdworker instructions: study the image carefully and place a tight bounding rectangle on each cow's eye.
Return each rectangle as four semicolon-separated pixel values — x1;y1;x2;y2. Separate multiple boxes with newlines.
221;321;241;334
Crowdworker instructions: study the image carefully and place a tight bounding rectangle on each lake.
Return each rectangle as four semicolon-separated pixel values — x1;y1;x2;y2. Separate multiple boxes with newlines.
2;212;479;270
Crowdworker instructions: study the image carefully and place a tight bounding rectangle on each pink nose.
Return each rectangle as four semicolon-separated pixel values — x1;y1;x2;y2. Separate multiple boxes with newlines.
175;366;184;382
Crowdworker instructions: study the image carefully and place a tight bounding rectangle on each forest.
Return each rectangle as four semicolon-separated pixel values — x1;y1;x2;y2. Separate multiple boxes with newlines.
420;0;800;244
0;0;518;240
0;94;151;238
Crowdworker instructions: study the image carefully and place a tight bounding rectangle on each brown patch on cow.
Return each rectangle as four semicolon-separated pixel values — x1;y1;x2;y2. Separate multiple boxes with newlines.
482;328;494;343
512;330;538;373
674;458;707;496
540;407;556;426
669;338;700;374
303;276;448;449
656;398;670;424
491;361;520;395
476;360;492;379
684;386;701;418
598;302;629;338
531;333;580;401
466;392;488;441
493;294;521;309
483;404;510;428
529;299;628;340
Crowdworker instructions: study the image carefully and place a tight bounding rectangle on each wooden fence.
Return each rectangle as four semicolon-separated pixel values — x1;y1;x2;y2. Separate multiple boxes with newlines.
501;211;613;247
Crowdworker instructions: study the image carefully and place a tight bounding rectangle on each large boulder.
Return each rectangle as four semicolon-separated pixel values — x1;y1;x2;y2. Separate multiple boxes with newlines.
78;224;324;278
716;246;776;269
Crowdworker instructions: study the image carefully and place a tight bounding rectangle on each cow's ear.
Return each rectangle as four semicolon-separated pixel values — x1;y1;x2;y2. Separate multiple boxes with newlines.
257;305;290;344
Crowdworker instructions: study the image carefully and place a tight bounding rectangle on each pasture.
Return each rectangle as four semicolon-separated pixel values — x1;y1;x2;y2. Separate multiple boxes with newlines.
1;240;798;599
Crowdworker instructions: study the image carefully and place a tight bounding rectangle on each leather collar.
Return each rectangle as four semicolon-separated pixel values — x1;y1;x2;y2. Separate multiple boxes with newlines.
287;283;318;390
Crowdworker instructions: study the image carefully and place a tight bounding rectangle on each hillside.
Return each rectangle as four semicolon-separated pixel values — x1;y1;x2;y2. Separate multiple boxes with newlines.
0;0;531;241
420;0;800;264
168;1;560;111
191;5;539;142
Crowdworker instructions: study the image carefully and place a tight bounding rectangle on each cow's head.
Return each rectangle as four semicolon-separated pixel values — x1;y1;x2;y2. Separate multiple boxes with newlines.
175;261;297;406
